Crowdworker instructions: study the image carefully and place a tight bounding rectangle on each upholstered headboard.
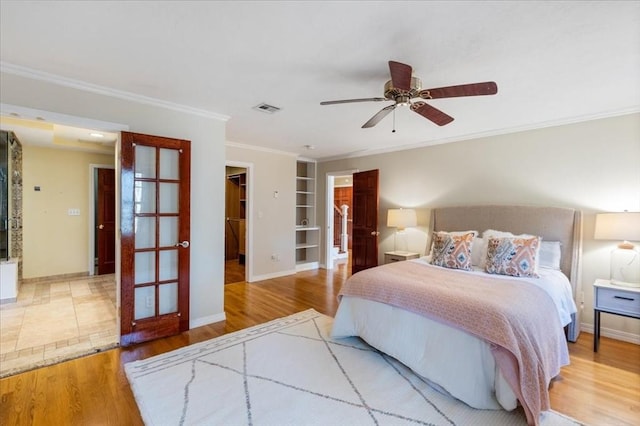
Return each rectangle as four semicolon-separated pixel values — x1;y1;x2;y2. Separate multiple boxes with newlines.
428;205;583;341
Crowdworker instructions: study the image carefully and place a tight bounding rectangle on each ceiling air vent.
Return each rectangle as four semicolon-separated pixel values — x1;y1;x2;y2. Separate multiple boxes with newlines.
253;103;281;114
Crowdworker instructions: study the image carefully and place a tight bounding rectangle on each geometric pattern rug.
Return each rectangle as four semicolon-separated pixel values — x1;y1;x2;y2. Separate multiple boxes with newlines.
125;309;585;426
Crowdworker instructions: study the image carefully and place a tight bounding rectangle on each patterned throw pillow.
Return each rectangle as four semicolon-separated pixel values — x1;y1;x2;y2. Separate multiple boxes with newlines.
430;231;476;271
485;236;541;278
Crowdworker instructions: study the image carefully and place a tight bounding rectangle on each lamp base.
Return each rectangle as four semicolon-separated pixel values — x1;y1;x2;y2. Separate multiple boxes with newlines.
610;247;640;286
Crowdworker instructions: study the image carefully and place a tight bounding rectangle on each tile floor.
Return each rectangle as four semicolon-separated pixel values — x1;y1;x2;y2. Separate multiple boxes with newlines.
0;274;117;377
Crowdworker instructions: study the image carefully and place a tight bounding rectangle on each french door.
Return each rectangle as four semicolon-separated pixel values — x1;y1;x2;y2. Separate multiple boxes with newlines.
120;131;191;346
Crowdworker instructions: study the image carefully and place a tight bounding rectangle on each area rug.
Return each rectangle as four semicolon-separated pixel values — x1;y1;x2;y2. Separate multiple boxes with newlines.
125;309;585;426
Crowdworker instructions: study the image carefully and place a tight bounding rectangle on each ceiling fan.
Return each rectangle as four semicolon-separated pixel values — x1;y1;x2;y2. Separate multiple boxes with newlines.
320;61;498;128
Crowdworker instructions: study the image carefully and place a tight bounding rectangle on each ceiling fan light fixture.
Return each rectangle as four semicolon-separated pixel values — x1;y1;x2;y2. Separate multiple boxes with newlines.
395;95;411;106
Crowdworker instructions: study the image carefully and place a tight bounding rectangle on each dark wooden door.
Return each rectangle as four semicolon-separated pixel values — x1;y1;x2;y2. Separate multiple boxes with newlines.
120;131;191;346
96;168;116;275
351;169;379;275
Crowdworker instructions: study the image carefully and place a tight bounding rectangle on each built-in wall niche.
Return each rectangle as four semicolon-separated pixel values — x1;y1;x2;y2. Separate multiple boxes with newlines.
295;160;319;271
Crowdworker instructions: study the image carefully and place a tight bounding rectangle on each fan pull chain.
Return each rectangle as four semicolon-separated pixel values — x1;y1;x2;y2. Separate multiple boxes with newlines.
392;108;396;133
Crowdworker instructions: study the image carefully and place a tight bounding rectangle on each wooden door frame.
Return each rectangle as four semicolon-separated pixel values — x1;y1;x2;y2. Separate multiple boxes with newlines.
324;169;358;270
225;160;253;282
88;163;116;276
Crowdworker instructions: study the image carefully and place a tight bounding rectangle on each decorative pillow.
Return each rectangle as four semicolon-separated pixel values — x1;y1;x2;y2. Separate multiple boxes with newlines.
539;241;562;270
479;230;516;268
430;231;476;271
485;236;541;277
427;230;477;256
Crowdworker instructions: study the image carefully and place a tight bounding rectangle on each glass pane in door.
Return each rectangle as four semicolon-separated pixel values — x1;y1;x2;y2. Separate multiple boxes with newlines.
135;145;156;178
159;283;178;315
159;250;178;281
159;182;179;213
159;217;178;247
135;181;156;214
159;148;179;180
134;251;155;284
135;217;155;249
134;286;155;320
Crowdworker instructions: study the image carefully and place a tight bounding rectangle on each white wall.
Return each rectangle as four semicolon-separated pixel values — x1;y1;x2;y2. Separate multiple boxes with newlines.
21;145;114;279
226;143;297;280
318;113;640;342
1;71;227;327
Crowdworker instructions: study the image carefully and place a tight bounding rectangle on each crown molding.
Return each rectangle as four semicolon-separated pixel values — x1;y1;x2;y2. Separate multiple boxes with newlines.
225;140;299;157
1;62;230;122
317;108;640;162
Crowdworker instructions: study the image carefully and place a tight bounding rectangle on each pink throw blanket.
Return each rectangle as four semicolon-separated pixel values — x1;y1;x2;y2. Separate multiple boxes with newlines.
338;261;568;426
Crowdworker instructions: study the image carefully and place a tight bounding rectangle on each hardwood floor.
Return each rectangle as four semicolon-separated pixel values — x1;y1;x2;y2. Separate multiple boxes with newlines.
224;258;245;284
1;261;639;425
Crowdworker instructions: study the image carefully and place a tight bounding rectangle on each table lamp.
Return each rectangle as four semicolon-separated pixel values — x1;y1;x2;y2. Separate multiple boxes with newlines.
387;208;417;253
594;212;640;287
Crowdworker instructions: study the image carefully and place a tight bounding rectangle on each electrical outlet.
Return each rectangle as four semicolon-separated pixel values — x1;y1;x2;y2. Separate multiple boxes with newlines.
68;208;81;216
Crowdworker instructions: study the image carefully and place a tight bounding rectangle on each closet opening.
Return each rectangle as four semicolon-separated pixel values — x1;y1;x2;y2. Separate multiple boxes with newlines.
225;166;247;284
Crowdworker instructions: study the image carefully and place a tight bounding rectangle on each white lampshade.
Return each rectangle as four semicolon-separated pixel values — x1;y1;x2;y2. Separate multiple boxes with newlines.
594;212;640;245
594;212;640;287
387;208;417;231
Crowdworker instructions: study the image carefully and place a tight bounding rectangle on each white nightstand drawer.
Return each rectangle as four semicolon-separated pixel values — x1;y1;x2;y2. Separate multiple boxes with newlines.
596;287;640;316
384;251;420;264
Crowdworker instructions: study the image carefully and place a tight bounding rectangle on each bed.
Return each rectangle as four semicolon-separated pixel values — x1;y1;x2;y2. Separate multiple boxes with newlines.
331;205;583;426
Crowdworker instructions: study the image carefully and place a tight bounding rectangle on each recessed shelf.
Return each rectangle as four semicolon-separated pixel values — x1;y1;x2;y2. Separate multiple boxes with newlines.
295;160;318;271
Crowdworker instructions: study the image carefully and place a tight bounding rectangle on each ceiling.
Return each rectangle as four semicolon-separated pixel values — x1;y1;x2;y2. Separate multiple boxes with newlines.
1;1;639;161
0;115;117;154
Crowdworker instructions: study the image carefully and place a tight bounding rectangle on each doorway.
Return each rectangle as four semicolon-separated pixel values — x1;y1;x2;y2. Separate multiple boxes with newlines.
0;113;123;376
89;165;116;276
325;170;357;270
225;164;250;284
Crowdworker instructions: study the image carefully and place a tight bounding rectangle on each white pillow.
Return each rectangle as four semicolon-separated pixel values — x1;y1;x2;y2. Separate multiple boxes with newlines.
539;241;562;270
471;237;484;266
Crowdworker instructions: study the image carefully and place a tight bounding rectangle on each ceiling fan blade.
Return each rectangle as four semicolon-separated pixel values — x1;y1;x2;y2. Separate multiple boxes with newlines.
419;82;498;99
320;97;387;105
362;105;396;128
410;101;454;126
389;61;412;91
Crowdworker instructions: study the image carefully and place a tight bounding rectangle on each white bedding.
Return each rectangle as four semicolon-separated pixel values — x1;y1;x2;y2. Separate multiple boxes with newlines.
331;258;576;412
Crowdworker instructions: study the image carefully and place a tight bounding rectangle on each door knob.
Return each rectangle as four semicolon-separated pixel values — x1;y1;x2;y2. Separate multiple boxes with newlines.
175;241;190;248
98;224;104;230
370;231;380;236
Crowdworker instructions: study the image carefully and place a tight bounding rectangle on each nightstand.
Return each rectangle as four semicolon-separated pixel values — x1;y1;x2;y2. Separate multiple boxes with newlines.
384;251;420;264
593;279;640;352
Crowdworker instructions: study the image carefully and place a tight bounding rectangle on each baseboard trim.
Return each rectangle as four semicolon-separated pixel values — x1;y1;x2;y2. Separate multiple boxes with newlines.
580;322;640;345
190;312;226;329
249;269;296;282
21;271;89;284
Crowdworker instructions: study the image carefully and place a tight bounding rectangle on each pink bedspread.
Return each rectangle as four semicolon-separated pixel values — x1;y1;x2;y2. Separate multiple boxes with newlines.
338;261;569;426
